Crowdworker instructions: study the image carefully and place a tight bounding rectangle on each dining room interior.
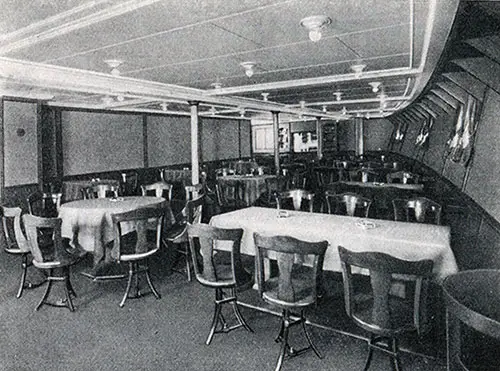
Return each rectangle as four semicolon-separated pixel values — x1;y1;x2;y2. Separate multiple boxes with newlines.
2;1;500;370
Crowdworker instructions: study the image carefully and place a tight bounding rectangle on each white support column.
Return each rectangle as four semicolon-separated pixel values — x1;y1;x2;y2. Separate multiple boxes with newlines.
272;111;280;176
189;101;200;185
316;117;323;160
355;117;364;157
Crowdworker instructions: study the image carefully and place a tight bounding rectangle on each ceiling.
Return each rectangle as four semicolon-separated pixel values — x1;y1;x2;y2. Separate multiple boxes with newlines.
0;0;460;121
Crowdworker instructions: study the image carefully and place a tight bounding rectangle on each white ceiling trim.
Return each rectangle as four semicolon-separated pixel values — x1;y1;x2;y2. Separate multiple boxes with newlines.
0;0;165;55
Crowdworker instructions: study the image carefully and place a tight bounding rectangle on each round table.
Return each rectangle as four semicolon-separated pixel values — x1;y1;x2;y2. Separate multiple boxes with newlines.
217;175;276;206
59;196;168;267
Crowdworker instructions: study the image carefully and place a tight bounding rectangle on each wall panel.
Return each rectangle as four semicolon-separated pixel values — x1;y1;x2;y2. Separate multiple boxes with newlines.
148;115;191;167
62;111;143;176
3;101;38;186
363;118;393;151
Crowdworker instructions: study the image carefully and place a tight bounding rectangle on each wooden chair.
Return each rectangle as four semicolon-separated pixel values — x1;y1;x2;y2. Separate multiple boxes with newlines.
313;166;341;189
338;246;434;371
216;178;247;212
263;176;290;207
289;169;308;189
277;189;315;212
120;170;139;196
163;196;204;281
185;183;204;201
324;192;372;217
27;192;62;217
23;214;87;311
110;206;165;307
392;197;442;225
386;171;420;184
349;168;383;183
83;184;119;199
187;223;253;345
442;270;500;371
1;206;45;298
141;181;173;200
254;233;328;371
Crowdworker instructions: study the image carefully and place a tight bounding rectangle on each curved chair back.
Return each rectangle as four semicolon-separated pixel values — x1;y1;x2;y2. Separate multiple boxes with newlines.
313;166;340;188
185;183;204;201
187;223;246;288
84;184;119;199
277;189;314;212
325;192;372;217
141;181;173;200
120;171;139;196
338;245;433;370
23;214;66;267
264;176;290;206
2;206;30;253
392;197;442;225
253;233;327;306
27;192;62;217
111;206;165;262
349;168;382;183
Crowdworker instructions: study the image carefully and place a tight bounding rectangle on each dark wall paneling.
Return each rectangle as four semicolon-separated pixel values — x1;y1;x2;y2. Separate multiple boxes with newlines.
148;115;191;167
399;121;419;159
464;89;500;218
363;118;393;152
239;120;252;158
423;115;454;174
3;101;39;187
62;111;143;176
336;120;356;152
3;184;39;211
442;158;467;189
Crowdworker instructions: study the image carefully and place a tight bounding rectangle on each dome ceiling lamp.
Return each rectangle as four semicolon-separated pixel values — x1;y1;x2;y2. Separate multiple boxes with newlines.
103;59;124;76
261;92;269;101
300;15;331;42
369;81;381;93
351;63;366;79
240;61;257;78
333;91;342;101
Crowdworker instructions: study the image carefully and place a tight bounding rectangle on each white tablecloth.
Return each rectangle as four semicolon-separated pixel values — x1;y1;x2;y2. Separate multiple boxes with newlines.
59;196;166;265
210;207;458;282
62;179;120;201
217;175;276;206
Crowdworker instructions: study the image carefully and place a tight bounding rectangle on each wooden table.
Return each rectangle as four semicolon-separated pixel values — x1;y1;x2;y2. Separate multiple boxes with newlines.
210;206;457;282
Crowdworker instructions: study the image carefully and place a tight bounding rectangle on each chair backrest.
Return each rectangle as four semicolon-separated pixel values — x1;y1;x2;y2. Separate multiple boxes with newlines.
277;189;315;212
265;176;290;204
120;171;139;196
187;223;245;287
392;197;442;225
111;206;165;260
338;245;433;335
325;192;372;217
290;169;308;189
350;168;382;183
85;184;119;199
1;206;30;253
386;171;420;184
185;183;204;201
141;181;173;200
22;214;65;265
253;233;328;306
314;167;340;188
216;179;245;207
27;192;62;217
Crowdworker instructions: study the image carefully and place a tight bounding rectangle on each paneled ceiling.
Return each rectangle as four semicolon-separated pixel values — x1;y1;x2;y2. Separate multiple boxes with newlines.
0;0;460;121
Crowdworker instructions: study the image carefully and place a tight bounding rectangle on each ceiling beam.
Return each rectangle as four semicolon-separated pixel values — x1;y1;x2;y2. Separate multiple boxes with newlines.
435;81;467;104
465;35;500;65
430;88;460;109
415;103;437;119
412;104;433;120
0;57;340;120
421;98;449;117
442;71;487;101
451;57;500;96
425;94;455;116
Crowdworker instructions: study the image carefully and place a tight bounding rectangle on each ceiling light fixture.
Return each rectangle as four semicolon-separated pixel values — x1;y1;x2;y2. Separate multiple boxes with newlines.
334;91;342;101
299;100;306;109
369;81;381;93
261;92;269;101
104;59;124;76
240;61;256;78
300;15;331;42
341;106;347;115
211;81;222;89
160;102;168;111
322;105;327;113
209;106;217;115
351;63;366;79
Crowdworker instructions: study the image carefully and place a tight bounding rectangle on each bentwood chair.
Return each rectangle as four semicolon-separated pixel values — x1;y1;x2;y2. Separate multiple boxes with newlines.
392;197;442;225
338;246;433;371
120;170;139;196
1;206;45;298
163;196;204;281
254;233;328;371
83;184;119;199
324;192;372;217
141;181;173;200
110;206;165;307
23;214;87;311
27;192;62;217
277;189;315;212
187;223;253;345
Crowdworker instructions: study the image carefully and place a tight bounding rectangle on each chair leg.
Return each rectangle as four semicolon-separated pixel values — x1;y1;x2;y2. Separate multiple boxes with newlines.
65;267;77;298
301;310;322;359
120;263;134;308
275;311;286;343
63;273;75;312
391;338;402;371
275;312;290;371
36;271;53;311
364;335;376;371
184;245;192;282
16;254;29;298
206;289;223;345
144;262;161;300
230;288;253;333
